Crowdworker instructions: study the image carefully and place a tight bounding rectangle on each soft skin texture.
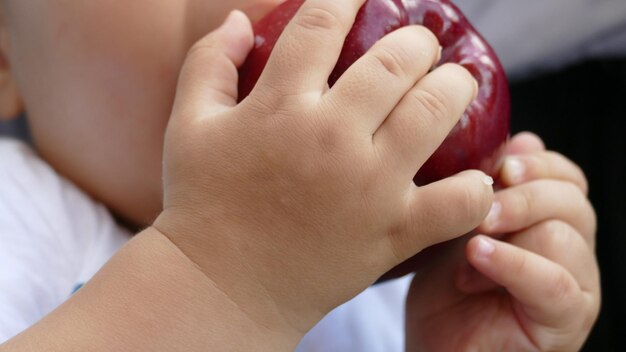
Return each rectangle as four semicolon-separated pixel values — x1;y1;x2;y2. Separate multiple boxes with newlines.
0;0;284;225
1;0;496;350
406;132;600;351
154;1;492;334
0;0;601;350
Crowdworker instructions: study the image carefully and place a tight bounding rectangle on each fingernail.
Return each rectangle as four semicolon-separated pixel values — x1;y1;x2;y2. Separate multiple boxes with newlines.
433;46;442;66
484;201;501;228
504;157;525;184
476;236;495;258
482;175;494;186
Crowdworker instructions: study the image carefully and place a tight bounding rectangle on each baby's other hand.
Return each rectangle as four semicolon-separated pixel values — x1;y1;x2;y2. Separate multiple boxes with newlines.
152;0;492;342
406;132;599;351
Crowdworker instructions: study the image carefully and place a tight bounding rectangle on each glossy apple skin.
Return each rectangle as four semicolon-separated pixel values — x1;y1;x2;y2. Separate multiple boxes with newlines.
238;0;510;281
239;0;509;185
403;0;510;186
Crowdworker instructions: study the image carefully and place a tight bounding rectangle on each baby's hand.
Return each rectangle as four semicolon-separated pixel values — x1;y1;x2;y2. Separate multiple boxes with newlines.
406;132;600;351
153;0;492;344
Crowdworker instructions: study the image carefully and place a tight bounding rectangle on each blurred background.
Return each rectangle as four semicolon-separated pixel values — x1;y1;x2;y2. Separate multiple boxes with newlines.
454;0;626;350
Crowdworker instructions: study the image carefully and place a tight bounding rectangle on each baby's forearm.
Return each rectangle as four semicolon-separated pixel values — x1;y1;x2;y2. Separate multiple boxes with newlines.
1;228;299;352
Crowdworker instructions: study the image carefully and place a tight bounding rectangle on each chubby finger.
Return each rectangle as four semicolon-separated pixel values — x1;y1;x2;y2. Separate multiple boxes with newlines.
458;220;599;295
504;131;546;155
466;235;591;329
479;180;596;243
388;170;493;261
500;151;588;194
510;221;600;292
172;11;254;121
325;25;440;133
374;63;478;176
256;0;365;97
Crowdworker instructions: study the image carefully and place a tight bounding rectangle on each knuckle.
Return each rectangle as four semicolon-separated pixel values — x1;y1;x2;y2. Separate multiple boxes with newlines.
584;293;601;331
543;218;572;234
512;186;534;224
294;5;343;33
311;117;345;154
242;84;281;114
187;36;220;60
575;192;597;237
386;223;411;263
538;221;574;252
460;188;480;224
564;182;590;214
244;81;307;116
409;88;450;128
450;176;488;226
578;174;590;195
371;44;414;79
545;150;569;166
524;154;544;177
569;164;590;195
548;271;578;305
511;251;529;278
547;151;589;193
574;165;590;194
545;150;565;164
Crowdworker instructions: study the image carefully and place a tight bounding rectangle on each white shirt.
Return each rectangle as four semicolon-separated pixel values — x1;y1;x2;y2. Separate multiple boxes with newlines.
0;137;410;350
0;138;131;341
297;277;409;352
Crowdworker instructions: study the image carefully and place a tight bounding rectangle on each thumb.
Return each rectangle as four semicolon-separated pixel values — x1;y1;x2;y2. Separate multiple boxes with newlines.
171;10;254;122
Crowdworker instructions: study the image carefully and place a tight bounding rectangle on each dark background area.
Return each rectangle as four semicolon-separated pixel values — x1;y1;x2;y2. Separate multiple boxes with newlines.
509;59;626;351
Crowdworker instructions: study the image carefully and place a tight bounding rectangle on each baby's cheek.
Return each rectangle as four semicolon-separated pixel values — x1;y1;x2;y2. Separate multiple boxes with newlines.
10;1;198;223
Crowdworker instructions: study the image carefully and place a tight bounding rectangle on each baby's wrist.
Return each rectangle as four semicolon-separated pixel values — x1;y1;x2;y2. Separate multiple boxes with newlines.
152;211;325;338
136;226;304;350
5;227;301;351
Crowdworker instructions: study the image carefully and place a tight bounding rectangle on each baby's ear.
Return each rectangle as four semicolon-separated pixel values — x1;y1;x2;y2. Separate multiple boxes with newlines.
0;30;23;120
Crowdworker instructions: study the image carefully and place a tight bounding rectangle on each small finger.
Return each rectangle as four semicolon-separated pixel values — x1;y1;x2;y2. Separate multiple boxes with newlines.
458;220;599;295
500;151;588;194
508;220;600;292
388;170;493;261
255;0;366;98
479;180;596;243
325;25;440;133
374;63;478;176
467;235;586;328
504;131;546;155
172;11;254;122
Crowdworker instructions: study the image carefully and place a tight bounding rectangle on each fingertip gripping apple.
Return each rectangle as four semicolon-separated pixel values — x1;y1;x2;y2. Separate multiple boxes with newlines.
238;0;510;280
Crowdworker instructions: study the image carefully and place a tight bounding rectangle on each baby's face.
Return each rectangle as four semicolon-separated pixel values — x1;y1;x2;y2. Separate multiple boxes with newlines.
2;0;281;225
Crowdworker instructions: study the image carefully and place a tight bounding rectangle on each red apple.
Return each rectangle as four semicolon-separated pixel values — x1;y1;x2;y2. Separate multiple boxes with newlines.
238;0;510;280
